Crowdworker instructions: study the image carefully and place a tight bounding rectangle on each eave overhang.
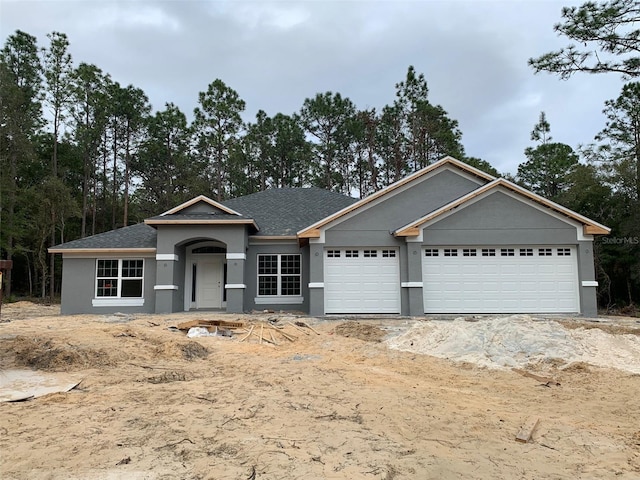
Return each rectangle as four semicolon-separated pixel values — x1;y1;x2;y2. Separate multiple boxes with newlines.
48;247;157;255
144;218;259;230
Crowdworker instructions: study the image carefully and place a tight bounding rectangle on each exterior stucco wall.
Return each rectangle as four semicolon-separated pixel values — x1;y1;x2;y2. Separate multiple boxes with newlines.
244;241;309;313
60;255;156;315
180;203;227;214
308;242;325;316
422;191;577;245
329;169;484;234
154;224;248;313
577;240;598;317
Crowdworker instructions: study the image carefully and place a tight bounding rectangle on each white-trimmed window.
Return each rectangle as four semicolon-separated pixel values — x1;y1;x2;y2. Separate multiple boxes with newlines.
96;259;144;298
538;248;552;256
463;248;477;257
257;254;301;297
557;248;571;256
444;248;458;257
424;249;439;257
327;250;341;258
482;248;496;256
382;250;396;258
519;248;533;256
345;250;359;258
501;248;515;257
364;250;377;258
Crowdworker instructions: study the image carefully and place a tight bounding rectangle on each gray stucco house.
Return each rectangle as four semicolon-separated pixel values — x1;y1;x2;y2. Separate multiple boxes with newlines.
50;156;610;317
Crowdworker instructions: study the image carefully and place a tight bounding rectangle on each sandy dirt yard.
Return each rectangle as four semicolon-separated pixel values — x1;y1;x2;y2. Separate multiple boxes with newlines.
1;302;640;480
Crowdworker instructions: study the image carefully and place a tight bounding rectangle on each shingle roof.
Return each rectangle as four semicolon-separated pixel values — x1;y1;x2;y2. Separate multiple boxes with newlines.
223;188;357;236
50;223;157;250
50;188;357;251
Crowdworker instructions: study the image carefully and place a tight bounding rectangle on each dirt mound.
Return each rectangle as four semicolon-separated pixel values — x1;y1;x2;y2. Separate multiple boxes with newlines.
0;301;60;321
9;336;114;371
562;321;640;336
155;340;209;361
334;321;386;342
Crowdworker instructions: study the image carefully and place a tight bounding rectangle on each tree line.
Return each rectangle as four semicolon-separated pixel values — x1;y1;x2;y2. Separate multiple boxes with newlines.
1;0;638;312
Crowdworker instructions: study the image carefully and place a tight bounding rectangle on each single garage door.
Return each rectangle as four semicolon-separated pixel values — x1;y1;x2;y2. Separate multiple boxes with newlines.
422;246;579;313
325;248;400;314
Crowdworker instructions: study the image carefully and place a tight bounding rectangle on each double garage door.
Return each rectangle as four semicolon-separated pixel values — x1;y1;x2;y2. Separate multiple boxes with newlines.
323;245;580;314
324;248;400;314
422;246;579;313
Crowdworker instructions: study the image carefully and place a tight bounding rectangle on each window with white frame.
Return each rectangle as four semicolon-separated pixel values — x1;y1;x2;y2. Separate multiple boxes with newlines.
96;259;144;298
257;254;301;296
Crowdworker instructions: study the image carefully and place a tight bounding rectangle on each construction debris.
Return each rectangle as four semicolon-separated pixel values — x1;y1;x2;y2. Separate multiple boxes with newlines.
515;417;540;443
171;318;320;345
175;319;245;331
238;322;300;345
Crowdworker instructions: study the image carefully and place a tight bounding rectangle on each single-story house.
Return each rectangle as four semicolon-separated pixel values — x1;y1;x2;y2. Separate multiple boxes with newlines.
50;156;610;317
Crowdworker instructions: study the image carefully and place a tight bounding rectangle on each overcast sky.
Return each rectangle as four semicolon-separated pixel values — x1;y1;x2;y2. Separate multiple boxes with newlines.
0;0;628;175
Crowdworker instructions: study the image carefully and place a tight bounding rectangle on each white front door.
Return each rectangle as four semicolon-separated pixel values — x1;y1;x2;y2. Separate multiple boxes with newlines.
196;256;223;308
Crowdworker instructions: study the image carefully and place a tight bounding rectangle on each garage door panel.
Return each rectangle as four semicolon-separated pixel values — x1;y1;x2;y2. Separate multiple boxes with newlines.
423;246;579;313
325;248;400;314
519;265;537;275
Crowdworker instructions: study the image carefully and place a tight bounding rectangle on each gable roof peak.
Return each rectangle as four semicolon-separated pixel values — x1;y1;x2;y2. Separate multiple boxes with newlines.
423;156;496;181
393;177;611;237
297;156;494;238
159;195;242;217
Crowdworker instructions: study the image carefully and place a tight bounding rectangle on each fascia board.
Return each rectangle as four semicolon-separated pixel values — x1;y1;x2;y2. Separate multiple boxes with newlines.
144;218;258;230
48;248;157;256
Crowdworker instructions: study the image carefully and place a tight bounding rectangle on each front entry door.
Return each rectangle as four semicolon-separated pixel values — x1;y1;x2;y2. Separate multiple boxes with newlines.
196;256;223;308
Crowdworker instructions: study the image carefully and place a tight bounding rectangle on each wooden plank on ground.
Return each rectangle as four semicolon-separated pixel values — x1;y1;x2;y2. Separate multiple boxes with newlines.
515;417;539;443
176;319;245;331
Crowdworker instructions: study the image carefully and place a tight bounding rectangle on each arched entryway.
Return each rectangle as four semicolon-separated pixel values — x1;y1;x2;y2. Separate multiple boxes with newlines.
184;241;227;311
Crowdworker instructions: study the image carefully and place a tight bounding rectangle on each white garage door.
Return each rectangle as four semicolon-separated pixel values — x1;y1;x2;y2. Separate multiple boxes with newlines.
422;246;579;314
324;248;400;314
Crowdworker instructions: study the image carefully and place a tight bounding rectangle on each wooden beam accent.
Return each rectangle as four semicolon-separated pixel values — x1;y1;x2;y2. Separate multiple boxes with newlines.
395;227;420;237
584;225;610;235
297;229;321;239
